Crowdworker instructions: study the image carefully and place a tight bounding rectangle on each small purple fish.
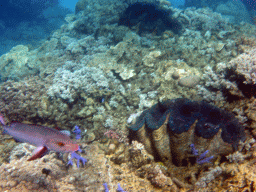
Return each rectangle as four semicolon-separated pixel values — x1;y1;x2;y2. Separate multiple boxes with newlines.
0;115;79;161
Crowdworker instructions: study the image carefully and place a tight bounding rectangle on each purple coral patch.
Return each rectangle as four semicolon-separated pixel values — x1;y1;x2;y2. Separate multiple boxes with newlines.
103;183;126;192
67;151;87;168
103;183;109;192
73;125;82;140
190;144;214;164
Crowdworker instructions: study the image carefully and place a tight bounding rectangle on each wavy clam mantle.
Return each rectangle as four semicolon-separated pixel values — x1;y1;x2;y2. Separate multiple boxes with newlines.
128;98;246;166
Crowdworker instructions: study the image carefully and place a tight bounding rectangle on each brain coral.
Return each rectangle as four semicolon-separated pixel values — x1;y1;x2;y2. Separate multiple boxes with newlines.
128;98;246;166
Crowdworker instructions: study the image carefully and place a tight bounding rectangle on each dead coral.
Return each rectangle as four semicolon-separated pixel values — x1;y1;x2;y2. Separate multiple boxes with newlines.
195;166;223;188
229;48;256;85
0;76;51;122
128;141;154;169
220;161;256;191
0;153;66;191
237;36;256;52
198;47;256;103
136;164;176;189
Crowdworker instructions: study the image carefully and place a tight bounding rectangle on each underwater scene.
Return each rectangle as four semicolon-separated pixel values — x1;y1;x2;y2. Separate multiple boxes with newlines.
0;0;256;191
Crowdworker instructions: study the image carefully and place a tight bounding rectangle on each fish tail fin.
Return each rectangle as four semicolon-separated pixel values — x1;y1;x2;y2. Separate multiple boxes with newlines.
28;146;48;161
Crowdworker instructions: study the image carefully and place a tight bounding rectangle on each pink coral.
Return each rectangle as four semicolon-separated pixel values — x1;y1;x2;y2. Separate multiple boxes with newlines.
104;130;119;139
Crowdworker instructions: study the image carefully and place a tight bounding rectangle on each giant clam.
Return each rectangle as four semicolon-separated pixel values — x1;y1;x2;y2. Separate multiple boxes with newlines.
128;98;246;166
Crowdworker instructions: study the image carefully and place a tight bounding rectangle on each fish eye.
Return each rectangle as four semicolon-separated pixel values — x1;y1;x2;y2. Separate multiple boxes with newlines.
57;142;65;147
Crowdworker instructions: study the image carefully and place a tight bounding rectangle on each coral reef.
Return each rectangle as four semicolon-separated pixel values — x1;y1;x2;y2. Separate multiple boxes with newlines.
48;65;111;102
73;0;159;34
1;0;255;82
0;0;256;191
0;143;105;191
196;46;256;154
0;45;39;81
3;135;255;191
0;76;51;122
101;132;256;190
197;47;256;102
179;7;232;32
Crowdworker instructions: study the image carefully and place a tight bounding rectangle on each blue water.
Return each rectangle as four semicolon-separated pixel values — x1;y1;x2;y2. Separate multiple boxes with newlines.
0;0;74;56
60;0;79;12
